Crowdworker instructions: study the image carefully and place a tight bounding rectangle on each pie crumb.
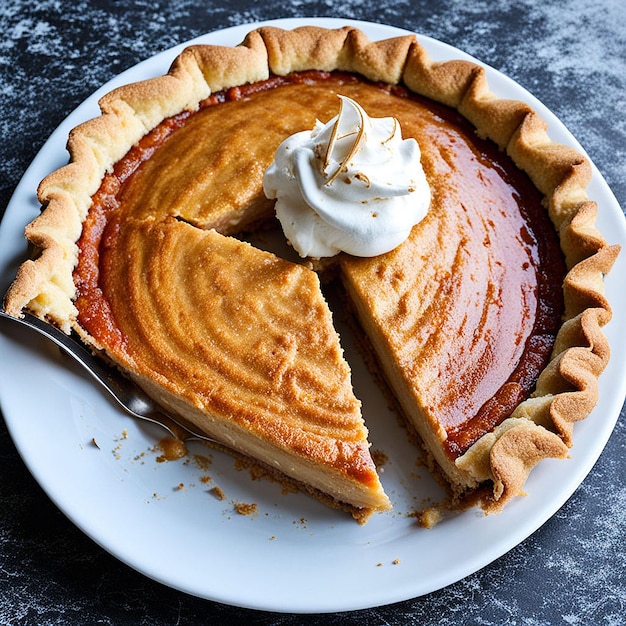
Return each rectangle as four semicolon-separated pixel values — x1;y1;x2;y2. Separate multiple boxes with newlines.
155;436;188;463
210;486;226;501
370;449;388;468
234;501;258;516
413;506;442;528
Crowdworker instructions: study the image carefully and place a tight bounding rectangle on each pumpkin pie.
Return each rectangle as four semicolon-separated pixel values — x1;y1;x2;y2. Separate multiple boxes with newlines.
3;26;619;521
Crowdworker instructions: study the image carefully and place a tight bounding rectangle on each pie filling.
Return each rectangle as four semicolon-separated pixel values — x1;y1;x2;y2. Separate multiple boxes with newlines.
74;71;566;465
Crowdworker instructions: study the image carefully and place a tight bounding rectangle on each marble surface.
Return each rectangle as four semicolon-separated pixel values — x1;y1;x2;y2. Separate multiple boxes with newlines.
1;0;625;623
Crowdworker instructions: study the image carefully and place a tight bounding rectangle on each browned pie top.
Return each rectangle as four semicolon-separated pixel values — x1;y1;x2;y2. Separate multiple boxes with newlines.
74;71;565;461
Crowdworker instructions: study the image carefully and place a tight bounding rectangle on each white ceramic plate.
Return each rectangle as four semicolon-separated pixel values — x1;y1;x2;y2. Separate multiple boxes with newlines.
1;18;625;614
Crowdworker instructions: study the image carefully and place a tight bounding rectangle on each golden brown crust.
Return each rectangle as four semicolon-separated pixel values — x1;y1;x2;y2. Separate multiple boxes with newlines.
3;25;620;516
260;25;353;74
403;42;480;108
458;70;534;149
489;422;569;505
456;417;569;503
259;25;414;84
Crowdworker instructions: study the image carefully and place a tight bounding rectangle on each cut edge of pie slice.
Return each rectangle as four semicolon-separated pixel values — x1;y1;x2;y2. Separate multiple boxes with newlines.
3;25;620;519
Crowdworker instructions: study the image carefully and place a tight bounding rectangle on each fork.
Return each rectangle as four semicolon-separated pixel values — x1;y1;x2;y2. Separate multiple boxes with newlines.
0;308;216;443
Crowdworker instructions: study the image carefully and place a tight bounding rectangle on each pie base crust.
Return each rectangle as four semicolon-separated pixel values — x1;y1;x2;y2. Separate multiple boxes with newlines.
4;25;620;519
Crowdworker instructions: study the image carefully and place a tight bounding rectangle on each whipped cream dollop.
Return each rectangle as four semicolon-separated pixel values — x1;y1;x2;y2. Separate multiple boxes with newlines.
263;95;431;258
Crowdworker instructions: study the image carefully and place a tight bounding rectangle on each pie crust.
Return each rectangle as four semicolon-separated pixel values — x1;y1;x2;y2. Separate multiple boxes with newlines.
3;26;619;519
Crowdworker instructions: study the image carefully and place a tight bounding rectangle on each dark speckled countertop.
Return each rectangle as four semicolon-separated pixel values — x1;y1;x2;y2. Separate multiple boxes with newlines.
1;1;625;624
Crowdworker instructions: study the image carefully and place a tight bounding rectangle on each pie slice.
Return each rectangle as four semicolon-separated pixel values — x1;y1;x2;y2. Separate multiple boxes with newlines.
3;26;619;521
109;217;391;519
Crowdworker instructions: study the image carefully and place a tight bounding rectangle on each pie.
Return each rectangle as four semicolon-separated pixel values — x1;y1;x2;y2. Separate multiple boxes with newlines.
3;26;619;523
